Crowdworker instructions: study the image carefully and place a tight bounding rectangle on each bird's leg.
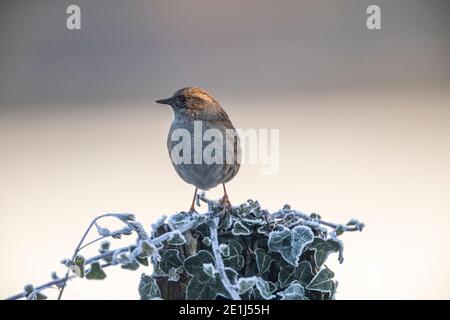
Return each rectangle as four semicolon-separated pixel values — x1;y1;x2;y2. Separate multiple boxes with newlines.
221;184;230;207
189;188;198;213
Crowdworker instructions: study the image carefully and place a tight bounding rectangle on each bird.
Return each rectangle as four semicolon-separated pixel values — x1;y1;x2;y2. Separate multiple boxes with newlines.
155;87;240;212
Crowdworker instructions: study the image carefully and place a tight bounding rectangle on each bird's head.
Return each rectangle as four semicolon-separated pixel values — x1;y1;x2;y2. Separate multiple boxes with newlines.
155;87;222;119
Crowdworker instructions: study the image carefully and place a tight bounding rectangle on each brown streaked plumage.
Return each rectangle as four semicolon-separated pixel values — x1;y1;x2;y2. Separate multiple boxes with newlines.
156;87;240;212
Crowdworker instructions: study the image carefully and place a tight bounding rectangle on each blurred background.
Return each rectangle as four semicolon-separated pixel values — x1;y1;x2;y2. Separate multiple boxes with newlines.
1;0;449;299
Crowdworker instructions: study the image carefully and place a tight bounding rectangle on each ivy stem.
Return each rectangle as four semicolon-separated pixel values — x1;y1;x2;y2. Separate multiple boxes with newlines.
209;217;241;300
57;213;137;300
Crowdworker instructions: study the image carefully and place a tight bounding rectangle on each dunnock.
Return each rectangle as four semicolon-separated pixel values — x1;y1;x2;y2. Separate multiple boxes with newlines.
156;87;240;212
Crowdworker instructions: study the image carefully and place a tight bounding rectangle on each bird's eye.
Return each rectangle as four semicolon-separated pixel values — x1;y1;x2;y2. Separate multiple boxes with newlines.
178;96;187;105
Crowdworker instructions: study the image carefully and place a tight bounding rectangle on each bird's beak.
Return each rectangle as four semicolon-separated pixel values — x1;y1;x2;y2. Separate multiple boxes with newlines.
154;97;173;105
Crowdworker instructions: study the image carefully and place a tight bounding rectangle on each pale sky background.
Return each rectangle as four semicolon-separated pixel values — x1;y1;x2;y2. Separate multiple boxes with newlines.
1;0;449;299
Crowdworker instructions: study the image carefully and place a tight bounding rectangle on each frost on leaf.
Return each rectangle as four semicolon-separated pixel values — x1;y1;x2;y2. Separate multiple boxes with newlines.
168;266;182;282
158;249;183;274
151;215;166;233
237;277;257;294
223;240;244;270
86;262;107;280
306;266;335;294
309;237;341;266
278;260;314;288
255;248;273;275
202;263;217;278
268;226;314;266
277;281;306;300
219;243;230;257
68;255;85;278
254;278;276;300
168;212;193;230
167;231;186;245
231;221;251;236
139;274;161;300
184;250;215;282
186;268;238;300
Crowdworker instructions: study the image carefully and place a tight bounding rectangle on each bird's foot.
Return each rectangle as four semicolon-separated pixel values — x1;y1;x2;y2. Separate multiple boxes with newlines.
219;194;231;208
218;195;232;219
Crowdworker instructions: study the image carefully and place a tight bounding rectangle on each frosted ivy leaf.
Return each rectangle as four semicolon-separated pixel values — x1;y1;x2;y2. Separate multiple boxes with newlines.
255;248;273;275
139;274;161;300
202;237;212;247
158;249;183;274
86;262;107;280
237;277;257;294
95;224;110;237
277;281;305;300
168;267;181;282
68;255;85;278
306;266;335;294
223;240;244;270
268;226;314;266
255;278;276;300
151;215;167;233
309;237;341;266
202;263;216;278
184;250;215;282
168;212;192;229
113;213;135;222
139;240;157;257
241;218;266;226
167;231;186;245
186;268;238;300
219;243;230;257
231;221;251;236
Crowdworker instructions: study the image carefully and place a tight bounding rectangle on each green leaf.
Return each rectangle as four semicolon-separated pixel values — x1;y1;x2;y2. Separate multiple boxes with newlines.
223;239;244;270
237;277;257;294
202;237;212;247
139;274;161;300
86;262;107;280
202;263;216;278
193;213;208;226
168;267;181;282
255;278;276;300
219;212;233;230
167;231;186;245
277;281;306;300
294;261;314;285
184;250;215;282
140;240;157;257
219;244;230;257
135;256;149;266
241;217;266;226
114;213;135;222
257;225;269;236
231;221;251;236
168;212;192;229
186;268;238;300
309;237;340;266
306;266;335;294
223;255;244;270
69;255;85;278
268;226;314;266
255;248;273;275
227;239;243;255
159;249;183;274
95;225;110;237
278;261;314;288
100;241;110;251
121;260;140;271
